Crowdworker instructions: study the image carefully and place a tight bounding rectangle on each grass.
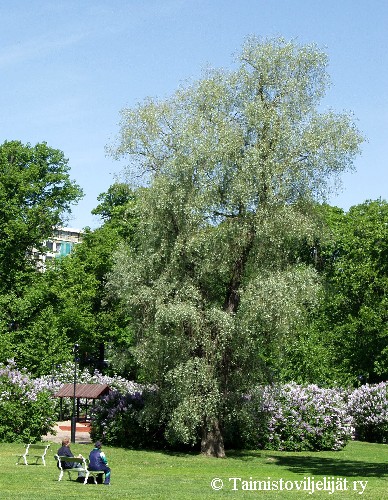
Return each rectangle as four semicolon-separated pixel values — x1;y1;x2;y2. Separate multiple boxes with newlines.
0;441;386;499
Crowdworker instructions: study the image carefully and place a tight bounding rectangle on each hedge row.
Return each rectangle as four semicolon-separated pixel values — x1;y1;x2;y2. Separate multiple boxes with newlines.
0;360;386;450
89;381;387;451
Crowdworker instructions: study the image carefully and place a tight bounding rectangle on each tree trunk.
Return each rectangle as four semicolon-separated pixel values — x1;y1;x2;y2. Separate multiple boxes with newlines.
201;418;226;458
223;228;255;314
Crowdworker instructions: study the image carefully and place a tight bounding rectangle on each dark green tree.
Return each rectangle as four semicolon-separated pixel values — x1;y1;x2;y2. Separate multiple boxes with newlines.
1;183;139;376
0;140;83;292
0;140;83;368
310;200;388;384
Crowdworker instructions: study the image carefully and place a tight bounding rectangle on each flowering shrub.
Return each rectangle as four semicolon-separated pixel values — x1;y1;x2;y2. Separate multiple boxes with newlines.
36;361;161;448
35;361;144;419
347;382;388;443
36;361;143;394
2;358;386;449
250;383;354;451
90;389;166;449
90;390;142;446
0;360;56;442
84;380;388;451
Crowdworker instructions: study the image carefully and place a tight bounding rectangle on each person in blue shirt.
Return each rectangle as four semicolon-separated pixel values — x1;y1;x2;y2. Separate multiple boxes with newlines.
88;441;111;485
57;437;83;469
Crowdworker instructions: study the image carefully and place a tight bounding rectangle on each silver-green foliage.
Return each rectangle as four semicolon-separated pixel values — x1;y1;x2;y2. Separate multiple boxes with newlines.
108;37;363;454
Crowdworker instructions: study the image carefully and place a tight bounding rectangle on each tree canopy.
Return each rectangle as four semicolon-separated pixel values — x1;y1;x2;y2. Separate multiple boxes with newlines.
311;200;388;383
0;182;139;376
0;140;83;370
0;140;83;291
108;37;363;457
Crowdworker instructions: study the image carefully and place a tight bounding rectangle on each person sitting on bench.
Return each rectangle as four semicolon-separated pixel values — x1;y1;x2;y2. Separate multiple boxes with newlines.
88;441;111;485
57;437;83;469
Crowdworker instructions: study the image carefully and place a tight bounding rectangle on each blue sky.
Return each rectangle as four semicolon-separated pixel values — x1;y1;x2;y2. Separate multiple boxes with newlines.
1;0;387;229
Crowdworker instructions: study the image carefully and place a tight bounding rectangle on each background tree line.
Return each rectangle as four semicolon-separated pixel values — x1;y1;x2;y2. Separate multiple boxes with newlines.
0;38;386;456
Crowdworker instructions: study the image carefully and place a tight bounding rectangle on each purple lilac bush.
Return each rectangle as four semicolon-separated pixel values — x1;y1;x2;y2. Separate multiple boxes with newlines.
347;382;388;443
2;359;387;449
252;383;354;451
88;390;161;448
0;359;56;442
88;382;166;449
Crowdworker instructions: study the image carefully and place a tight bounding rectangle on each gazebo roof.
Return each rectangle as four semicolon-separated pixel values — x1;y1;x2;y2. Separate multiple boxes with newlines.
53;383;110;399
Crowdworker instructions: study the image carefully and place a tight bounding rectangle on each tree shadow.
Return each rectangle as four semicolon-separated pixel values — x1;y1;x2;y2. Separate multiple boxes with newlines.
225;450;264;462
137;448;388;476
269;455;388;478
157;448;262;461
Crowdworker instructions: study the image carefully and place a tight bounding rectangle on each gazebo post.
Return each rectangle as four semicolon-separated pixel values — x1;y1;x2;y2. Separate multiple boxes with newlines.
71;343;79;444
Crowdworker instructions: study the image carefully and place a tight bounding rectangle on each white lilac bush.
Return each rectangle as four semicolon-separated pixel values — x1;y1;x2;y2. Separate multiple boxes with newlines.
251;383;354;451
36;360;143;394
0;359;56;442
347;382;388;443
35;361;144;420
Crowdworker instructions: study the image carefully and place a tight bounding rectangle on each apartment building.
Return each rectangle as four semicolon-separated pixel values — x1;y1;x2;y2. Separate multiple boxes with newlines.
33;227;83;270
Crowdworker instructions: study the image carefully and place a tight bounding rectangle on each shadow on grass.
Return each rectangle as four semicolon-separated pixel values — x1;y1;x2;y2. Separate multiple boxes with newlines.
197;449;387;477
161;448;263;461
138;448;387;476
269;455;388;478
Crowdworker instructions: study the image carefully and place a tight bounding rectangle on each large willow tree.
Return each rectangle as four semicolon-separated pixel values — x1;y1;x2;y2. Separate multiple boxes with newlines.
108;37;363;456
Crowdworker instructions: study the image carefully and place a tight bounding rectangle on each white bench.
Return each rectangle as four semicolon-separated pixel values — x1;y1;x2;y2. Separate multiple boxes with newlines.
15;443;51;466
54;455;105;485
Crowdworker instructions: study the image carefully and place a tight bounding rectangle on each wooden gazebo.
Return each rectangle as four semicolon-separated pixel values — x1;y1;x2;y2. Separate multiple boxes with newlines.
53;383;110;421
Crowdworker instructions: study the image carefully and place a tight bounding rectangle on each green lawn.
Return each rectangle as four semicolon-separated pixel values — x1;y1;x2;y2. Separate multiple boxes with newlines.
0;441;386;499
